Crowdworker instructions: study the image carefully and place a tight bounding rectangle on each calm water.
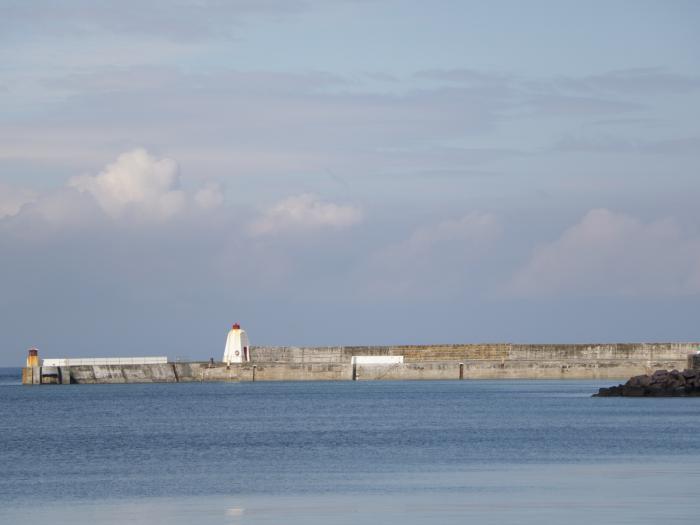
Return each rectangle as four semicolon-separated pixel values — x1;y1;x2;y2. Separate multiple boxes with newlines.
1;368;699;524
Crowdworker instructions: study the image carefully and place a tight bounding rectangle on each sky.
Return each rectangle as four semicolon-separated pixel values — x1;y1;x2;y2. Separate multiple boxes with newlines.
1;0;699;364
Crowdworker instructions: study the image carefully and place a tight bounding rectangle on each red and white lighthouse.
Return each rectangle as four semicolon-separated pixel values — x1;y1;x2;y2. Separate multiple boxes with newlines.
223;323;250;364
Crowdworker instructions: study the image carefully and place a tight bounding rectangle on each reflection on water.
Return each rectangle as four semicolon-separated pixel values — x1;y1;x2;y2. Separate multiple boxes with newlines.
1;379;699;523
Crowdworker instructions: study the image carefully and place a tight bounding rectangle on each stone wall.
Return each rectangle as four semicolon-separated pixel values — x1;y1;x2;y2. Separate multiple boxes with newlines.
68;364;177;383
23;342;700;384
250;342;697;366
688;353;700;370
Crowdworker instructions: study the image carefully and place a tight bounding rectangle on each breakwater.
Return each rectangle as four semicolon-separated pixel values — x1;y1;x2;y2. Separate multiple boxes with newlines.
595;368;700;397
594;353;700;396
22;342;700;384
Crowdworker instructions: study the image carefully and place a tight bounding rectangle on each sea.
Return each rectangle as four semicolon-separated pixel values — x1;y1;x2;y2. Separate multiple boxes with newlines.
1;367;699;524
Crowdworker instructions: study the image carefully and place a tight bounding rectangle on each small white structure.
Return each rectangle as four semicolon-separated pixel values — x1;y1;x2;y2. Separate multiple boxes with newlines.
42;357;168;366
351;356;404;365
223;323;250;364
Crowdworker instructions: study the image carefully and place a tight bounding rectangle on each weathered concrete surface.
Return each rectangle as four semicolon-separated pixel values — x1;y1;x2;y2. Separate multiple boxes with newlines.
354;358;690;381
250;343;696;365
69;364;177;383
173;362;239;382
244;363;348;381
36;362;349;384
22;342;700;384
248;342;697;380
21;367;34;385
688;353;700;370
40;366;59;384
59;367;71;384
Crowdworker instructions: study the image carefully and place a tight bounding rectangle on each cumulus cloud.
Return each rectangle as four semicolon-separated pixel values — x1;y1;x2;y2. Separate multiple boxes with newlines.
0;183;36;218
385;212;501;257
248;194;363;236
68;149;187;220
509;209;700;297
194;181;225;210
0;149;224;228
363;212;503;297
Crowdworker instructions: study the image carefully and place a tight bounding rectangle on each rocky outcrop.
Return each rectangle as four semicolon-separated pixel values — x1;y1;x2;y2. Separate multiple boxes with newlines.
594;368;700;397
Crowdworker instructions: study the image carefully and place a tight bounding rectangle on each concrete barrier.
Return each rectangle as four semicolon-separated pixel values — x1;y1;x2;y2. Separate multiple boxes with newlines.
688;353;700;370
22;342;700;384
42;357;167;366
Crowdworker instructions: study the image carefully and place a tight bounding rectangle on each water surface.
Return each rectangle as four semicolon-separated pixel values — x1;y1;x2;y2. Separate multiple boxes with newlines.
1;371;698;523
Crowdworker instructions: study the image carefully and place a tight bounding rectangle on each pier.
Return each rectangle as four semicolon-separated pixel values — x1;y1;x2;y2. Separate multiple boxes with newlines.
21;342;700;384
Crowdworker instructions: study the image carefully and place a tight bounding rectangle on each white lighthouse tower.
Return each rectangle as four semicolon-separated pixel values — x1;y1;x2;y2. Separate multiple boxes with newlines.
223;323;250;364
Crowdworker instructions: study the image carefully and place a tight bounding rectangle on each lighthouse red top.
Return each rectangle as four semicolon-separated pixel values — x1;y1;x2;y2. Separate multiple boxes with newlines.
232;323;241;330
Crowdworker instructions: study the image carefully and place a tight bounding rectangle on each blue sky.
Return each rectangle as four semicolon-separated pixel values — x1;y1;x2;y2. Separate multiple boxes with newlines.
1;1;699;364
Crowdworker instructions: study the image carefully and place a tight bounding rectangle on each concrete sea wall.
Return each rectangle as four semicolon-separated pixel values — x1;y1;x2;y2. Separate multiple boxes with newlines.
249;342;698;380
23;342;700;384
250;342;696;365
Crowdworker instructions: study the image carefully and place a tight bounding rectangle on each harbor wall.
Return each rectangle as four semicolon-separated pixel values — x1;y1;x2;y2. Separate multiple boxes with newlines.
249;343;696;364
23;342;700;384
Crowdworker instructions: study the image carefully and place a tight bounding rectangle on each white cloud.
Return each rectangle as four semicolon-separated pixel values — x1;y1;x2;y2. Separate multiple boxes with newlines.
387;212;502;256
0;183;35;218
249;193;363;236
194;181;225;210
509;208;700;297
363;212;503;297
1;149;224;228
68;148;187;220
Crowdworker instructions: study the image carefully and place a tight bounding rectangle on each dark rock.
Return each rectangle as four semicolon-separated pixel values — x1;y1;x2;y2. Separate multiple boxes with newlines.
669;370;682;384
647;386;665;396
652;369;668;379
622;386;646;397
627;375;651;387
664;377;683;389
593;368;700;397
594;385;623;397
672;387;686;396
